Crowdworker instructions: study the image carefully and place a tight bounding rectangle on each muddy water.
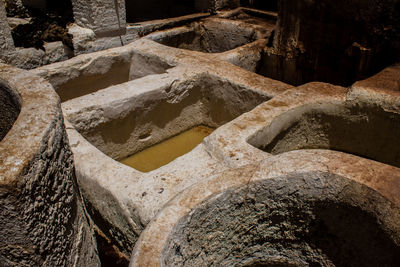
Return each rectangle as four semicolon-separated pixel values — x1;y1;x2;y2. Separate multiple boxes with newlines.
120;126;214;172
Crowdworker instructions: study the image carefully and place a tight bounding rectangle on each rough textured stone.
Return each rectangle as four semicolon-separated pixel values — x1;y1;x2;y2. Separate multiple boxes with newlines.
164;174;400;266
352;63;400;92
195;0;240;12
259;0;400;86
33;36;291;258
71;0;126;37
19;6;400;265
0;64;99;266
148;18;260;53
128;67;400;265
0;0;15;53
131;152;400;266
214;0;240;10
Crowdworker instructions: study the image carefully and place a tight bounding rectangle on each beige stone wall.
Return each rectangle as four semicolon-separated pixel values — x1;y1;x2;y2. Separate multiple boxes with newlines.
71;0;126;37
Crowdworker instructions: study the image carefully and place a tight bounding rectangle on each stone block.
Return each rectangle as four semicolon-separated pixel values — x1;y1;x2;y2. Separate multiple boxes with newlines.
71;0;126;37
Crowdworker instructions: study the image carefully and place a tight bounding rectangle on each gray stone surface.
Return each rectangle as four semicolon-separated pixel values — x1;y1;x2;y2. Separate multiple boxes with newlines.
163;173;400;266
71;0;126;37
0;64;99;266
0;0;15;53
131;148;400;266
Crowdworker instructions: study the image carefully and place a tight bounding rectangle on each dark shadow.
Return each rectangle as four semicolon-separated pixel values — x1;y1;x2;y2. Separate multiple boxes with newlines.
125;0;198;23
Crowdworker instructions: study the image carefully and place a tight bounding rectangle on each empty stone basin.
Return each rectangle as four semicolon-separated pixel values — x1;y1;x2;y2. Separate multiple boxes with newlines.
0;84;20;141
149;18;259;53
130;166;400;266
33;48;173;102
248;102;400;168
163;174;400;266
64;72;270;172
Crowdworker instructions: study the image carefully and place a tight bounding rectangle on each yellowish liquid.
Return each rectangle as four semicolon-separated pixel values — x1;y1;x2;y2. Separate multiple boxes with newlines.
119;126;214;172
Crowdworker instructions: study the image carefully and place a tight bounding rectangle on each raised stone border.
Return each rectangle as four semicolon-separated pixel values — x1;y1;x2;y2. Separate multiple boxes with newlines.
0;63;99;266
130;152;400;266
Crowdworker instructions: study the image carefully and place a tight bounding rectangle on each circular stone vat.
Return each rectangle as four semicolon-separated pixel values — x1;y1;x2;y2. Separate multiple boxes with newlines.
131;171;400;266
248;102;400;168
0;83;21;141
0;64;98;266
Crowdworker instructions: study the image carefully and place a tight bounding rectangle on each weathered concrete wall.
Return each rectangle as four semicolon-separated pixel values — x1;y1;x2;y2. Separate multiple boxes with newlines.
0;0;15;53
0;64;100;266
162;173;400;266
71;0;126;37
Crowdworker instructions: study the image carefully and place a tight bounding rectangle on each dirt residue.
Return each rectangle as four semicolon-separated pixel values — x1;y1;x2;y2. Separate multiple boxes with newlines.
5;1;74;50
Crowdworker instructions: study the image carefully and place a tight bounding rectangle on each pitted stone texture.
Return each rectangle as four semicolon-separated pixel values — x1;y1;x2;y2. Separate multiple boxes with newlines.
0;0;15;53
163;173;400;266
71;0;126;37
352;63;400;92
0;64;99;266
214;0;240;10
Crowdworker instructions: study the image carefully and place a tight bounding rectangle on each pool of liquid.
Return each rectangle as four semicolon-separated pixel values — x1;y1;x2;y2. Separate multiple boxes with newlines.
119;126;214;172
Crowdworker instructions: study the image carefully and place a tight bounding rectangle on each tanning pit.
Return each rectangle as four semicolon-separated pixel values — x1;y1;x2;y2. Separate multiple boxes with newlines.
163;175;400;266
248;101;400;168
0;63;99;266
49;52;173;102
130;167;400;266
64;72;270;172
148;18;259;53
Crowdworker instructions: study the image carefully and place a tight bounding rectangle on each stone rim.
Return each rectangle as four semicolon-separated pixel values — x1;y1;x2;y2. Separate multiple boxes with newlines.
130;151;400;266
0;63;60;186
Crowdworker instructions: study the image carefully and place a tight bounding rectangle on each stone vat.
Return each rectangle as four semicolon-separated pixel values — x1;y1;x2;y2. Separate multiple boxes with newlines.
0;63;99;266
